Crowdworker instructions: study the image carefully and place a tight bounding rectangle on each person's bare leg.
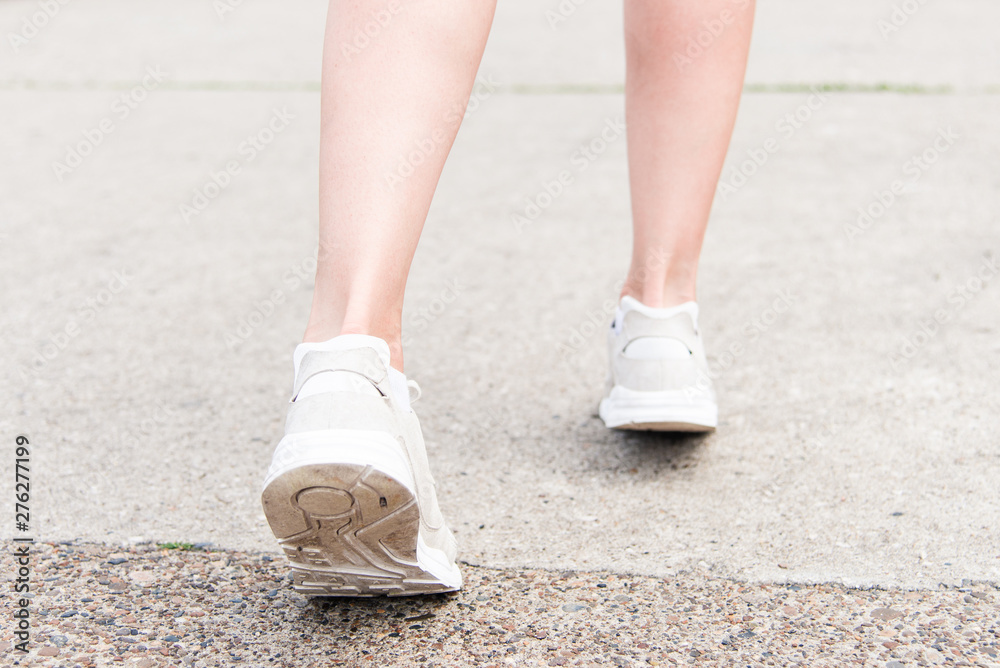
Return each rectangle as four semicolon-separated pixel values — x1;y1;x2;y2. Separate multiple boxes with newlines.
621;0;755;308
304;0;497;370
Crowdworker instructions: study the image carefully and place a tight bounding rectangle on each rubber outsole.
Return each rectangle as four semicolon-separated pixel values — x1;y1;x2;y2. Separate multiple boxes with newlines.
599;388;717;433
261;460;461;597
606;418;716;432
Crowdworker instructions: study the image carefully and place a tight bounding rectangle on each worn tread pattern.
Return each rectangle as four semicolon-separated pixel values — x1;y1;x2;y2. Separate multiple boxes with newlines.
261;463;455;597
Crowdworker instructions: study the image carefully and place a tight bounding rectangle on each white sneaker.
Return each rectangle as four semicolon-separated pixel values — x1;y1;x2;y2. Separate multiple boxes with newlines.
260;334;462;596
598;296;717;432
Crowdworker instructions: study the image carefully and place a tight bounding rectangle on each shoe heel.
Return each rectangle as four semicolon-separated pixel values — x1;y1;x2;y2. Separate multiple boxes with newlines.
262;461;457;596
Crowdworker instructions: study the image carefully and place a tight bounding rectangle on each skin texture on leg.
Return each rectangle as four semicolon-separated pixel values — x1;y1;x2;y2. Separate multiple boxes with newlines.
304;0;497;371
621;0;756;308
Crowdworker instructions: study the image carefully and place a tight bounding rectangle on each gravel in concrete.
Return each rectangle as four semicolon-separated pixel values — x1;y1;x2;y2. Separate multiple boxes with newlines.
3;541;999;667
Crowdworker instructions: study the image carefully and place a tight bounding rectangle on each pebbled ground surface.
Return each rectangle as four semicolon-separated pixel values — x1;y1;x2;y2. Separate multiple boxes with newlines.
3;541;999;667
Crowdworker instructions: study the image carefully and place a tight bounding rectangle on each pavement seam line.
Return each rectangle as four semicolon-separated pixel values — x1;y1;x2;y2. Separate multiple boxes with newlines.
1;81;998;94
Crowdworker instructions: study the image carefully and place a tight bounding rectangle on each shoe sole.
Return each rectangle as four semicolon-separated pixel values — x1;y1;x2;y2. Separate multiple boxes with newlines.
260;431;462;597
599;387;717;432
